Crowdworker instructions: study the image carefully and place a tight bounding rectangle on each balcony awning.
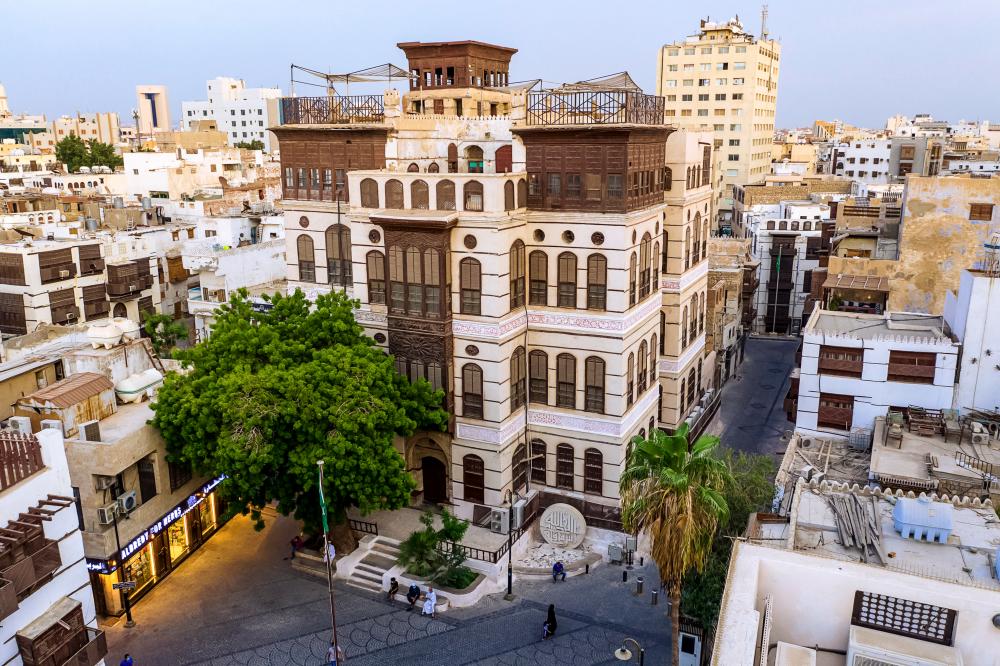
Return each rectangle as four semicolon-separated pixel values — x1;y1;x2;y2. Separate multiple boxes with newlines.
553;71;642;92
823;274;890;292
291;63;409;86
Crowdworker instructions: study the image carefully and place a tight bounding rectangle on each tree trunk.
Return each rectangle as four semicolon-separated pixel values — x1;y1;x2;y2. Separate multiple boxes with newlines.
670;581;682;666
330;519;357;556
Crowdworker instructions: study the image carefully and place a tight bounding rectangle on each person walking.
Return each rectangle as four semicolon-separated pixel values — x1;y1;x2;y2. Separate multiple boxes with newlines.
327;641;344;665
119;655;134;666
542;604;558;640
421;586;437;618
406;582;421;610
386;577;399;602
551;560;566;582
286;534;304;560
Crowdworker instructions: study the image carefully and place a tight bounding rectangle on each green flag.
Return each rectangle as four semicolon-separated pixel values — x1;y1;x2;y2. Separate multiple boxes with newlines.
318;464;329;534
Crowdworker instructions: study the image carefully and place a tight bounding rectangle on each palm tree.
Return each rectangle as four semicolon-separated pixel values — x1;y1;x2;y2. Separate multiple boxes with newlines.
620;423;730;666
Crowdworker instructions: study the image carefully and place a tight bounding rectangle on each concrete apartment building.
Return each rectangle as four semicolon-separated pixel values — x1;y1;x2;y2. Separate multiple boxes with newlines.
889;136;943;182
181;77;282;151
715;479;1000;665
0;427;107;666
656;17;781;225
275;40;710;533
830;138;891;185
135;85;171;137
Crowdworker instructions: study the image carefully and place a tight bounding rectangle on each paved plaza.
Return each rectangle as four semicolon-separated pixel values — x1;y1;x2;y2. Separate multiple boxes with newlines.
105;511;670;665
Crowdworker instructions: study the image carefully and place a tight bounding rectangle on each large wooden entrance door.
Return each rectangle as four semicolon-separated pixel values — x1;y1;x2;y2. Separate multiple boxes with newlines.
421;456;447;504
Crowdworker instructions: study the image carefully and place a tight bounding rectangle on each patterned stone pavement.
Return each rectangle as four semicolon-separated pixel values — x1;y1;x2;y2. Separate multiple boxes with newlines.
106;513;671;666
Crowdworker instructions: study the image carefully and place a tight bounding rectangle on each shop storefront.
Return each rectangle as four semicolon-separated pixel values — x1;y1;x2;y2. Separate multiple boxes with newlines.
87;476;227;616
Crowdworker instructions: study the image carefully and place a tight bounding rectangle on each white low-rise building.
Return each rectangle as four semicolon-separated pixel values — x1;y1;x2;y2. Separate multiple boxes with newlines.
181;77;282;151
829;138;892;185
795;309;958;438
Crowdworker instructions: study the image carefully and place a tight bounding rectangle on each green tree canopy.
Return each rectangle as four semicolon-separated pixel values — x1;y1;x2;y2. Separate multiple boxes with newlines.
150;290;447;536
234;139;265;151
143;312;188;357
55;135;123;172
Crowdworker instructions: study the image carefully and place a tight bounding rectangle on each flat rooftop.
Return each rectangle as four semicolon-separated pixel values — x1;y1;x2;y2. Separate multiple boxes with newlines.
791;486;1000;589
805;309;948;341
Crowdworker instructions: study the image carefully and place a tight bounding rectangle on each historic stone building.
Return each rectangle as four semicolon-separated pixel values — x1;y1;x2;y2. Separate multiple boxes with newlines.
274;41;709;527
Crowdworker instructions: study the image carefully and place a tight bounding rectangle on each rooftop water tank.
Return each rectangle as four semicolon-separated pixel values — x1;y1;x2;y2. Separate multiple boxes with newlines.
87;322;123;349
111;317;140;341
892;496;953;543
115;369;163;404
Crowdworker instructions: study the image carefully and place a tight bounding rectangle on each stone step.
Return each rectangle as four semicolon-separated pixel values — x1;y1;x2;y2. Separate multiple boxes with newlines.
355;563;386;577
360;553;396;570
345;578;382;593
352;569;384;585
370;541;400;556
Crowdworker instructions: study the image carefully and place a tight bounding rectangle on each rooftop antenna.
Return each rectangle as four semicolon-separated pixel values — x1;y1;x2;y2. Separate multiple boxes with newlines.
761;4;769;40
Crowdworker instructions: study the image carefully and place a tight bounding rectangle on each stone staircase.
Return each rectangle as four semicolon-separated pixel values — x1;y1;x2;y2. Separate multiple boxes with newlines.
344;536;401;593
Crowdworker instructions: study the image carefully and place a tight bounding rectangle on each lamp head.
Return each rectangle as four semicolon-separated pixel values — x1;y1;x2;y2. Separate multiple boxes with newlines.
614;647;633;661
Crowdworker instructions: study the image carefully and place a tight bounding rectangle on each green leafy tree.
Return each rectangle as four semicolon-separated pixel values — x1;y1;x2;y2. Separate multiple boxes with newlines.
620;424;731;666
681;450;775;632
86;139;123;170
396;509;476;589
235;139;265;151
151;289;447;552
143;312;188;357
55;135;89;173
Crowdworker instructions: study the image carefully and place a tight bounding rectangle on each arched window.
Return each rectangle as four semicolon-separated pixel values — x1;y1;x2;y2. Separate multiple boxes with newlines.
586;254;607;310
662;230;669;272
660;312;666;353
495;144;512;173
462;364;483;419
447;143;458;173
504;181;515;211
701;219;709;259
517;179;527;208
360;178;379;208
513;443;527;493
686;166;692;189
679;379;687;413
113;302;127;318
652;241;660;285
556;353;576;408
684;227;691;269
325;224;352;287
511;347;527;412
510;241;525;310
556;444;574;490
531;439;547;484
649;334;657;386
699;291;706;334
688;367;697;406
637;341;648;394
529;251;547;306
584;356;605;413
465;145;484;173
639;233;652;299
682;305;689;348
296;235;315;282
463;454;485;503
427;162;440;173
407;162;419;172
690;296;698;340
692;215;701;263
424;249;441;317
463;180;484;211
366;251;385;304
629;252;637;306
459;258;481;315
385;179;404;208
557;252;577;308
627;353;635;407
664;166;672;191
529;350;548;404
436;180;455;210
702;145;711;187
584;448;603;494
411;180;429;209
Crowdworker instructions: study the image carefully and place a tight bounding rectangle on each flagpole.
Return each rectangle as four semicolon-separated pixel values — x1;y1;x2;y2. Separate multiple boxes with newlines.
317;460;340;659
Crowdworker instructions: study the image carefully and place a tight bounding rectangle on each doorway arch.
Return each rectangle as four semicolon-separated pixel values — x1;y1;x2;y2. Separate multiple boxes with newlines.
421;457;447;504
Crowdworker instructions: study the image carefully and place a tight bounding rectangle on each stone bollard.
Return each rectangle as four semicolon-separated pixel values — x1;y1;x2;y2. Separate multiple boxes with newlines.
636;576;644;595
622;570;628;583
585;563;590;575
652;589;658;605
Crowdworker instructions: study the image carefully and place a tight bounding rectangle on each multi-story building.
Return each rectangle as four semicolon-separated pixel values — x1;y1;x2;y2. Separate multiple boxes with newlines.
135;85;170;137
829;138;891;184
793;309;957;437
181;77;282;151
275;39;709;531
706;237;753;383
944;260;1000;414
656;17;781;224
0;426;107;666
888;135;943;181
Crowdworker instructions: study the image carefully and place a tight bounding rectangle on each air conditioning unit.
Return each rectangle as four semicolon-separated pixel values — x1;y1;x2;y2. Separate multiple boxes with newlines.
59;269;70;278
94;475;115;491
79;420;101;442
40;419;61;431
117;490;137;514
8;416;32;434
971;431;990;447
511;499;527;530
490;507;509;535
96;503;117;525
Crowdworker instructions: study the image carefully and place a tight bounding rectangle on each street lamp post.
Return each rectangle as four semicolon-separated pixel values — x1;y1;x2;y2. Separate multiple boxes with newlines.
613;637;644;666
317;461;340;659
110;508;135;628
503;489;516;599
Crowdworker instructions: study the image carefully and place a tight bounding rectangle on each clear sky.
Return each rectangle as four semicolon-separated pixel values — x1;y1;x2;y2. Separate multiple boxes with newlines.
4;0;999;130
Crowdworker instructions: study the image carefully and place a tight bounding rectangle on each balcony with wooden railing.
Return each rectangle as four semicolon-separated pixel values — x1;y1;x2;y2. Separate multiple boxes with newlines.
280;95;385;125
524;90;666;126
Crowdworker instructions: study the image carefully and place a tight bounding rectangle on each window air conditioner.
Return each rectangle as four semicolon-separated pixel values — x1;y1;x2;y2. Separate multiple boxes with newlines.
117;490;138;514
94;475;115;491
490;508;509;535
96;503;118;525
8;416;32;434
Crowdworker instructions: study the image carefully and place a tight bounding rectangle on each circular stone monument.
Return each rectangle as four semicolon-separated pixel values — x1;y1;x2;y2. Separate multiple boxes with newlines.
539;503;587;549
